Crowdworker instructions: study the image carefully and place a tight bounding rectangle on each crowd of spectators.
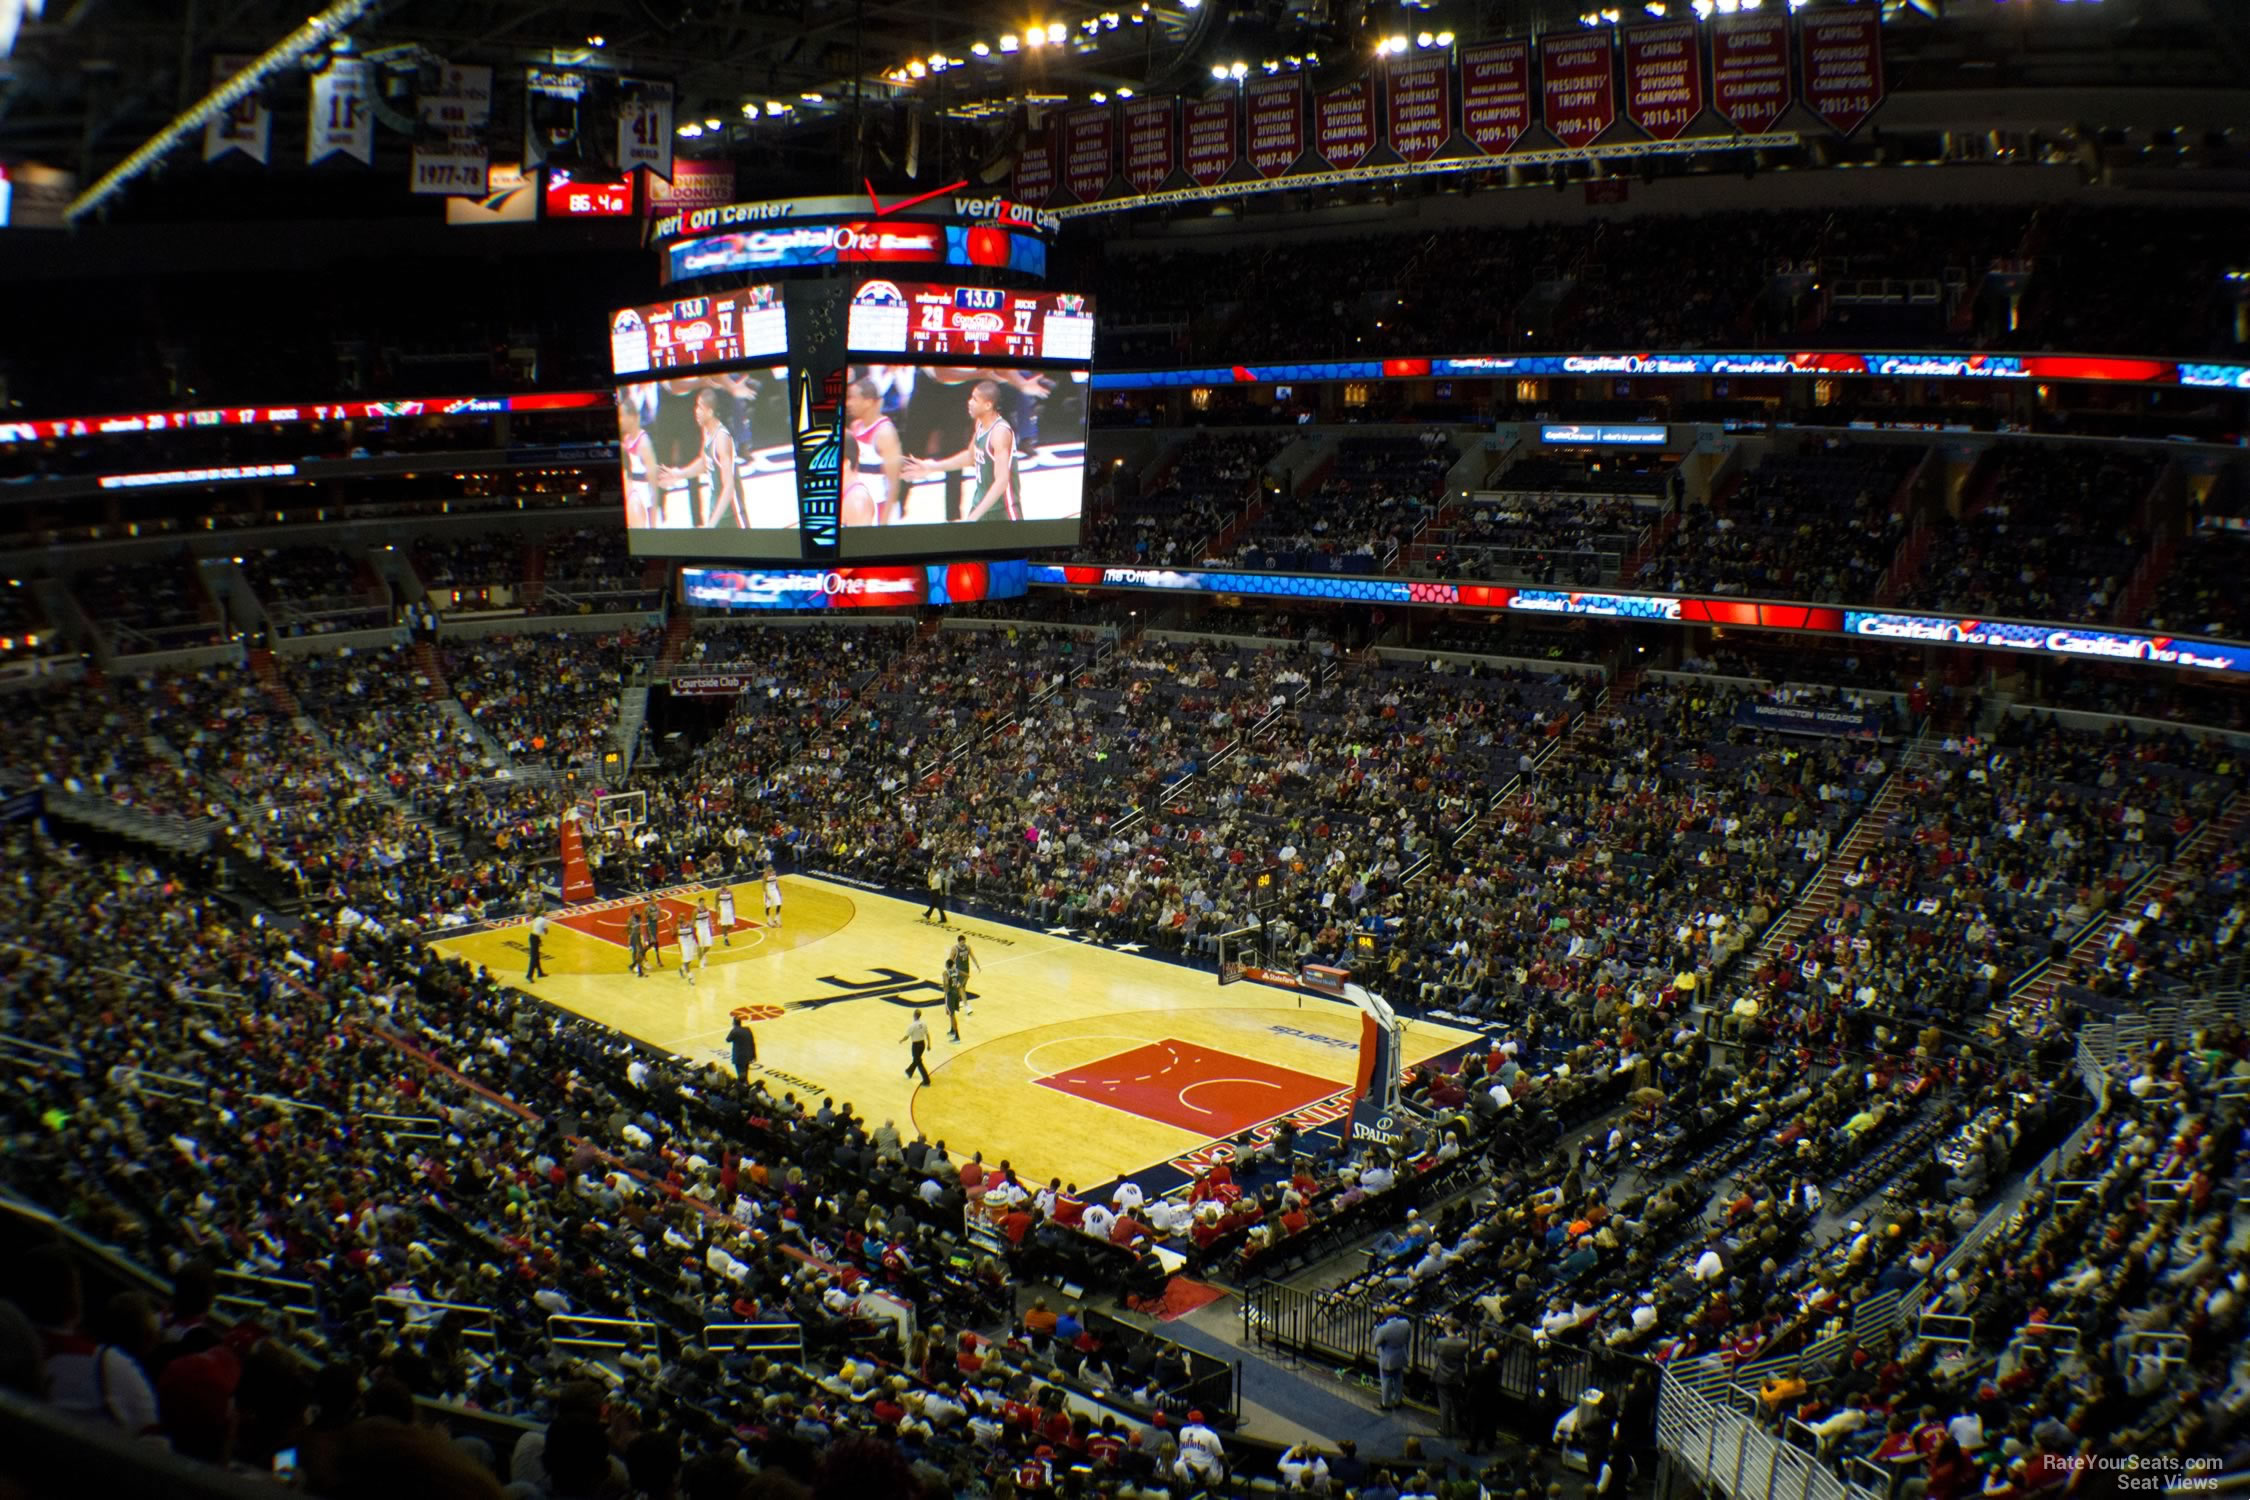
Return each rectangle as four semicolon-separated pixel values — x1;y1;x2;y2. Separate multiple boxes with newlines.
1236;434;1453;572
416;531;531;591
1641;444;1920;601
1079;433;1290;567
2145;529;2250;641
441;631;649;770
1900;445;2163;624
68;552;226;650
4;607;2249;1496
243;544;391;635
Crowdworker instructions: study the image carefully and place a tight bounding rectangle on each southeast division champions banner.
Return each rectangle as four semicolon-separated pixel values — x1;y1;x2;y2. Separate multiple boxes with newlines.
1183;97;1237;186
1122;98;1176;195
1062;106;1115;201
1013;126;1056;204
1540;32;1616;149
1461;40;1532;155
1315;80;1376;170
1623;22;1702;140
1800;7;1884;135
1246;79;1305;178
1710;14;1792;134
1386;55;1450;164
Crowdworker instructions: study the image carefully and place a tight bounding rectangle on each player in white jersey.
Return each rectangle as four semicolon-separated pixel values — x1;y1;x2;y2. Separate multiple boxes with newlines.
619;394;662;529
693;898;715;956
763;866;783;928
716;886;736;945
842;378;905;525
676;918;700;982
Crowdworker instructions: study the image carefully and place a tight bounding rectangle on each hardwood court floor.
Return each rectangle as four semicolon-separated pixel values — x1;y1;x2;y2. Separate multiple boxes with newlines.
428;875;1483;1191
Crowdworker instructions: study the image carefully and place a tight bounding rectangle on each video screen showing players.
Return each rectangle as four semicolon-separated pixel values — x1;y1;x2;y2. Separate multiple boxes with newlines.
837;363;1088;558
619;370;802;558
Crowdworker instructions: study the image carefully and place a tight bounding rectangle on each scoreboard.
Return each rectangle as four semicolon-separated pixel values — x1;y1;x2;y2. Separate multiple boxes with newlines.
848;281;1095;363
608;286;787;377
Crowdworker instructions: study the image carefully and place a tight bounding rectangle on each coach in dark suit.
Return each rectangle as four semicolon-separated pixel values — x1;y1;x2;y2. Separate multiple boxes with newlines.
726;1017;758;1084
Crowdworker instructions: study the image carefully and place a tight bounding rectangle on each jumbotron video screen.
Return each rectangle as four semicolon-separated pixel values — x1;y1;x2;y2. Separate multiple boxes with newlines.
618;370;802;558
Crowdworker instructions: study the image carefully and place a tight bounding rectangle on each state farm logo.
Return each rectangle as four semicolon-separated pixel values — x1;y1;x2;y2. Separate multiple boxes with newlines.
676;320;714;344
954;312;1005;334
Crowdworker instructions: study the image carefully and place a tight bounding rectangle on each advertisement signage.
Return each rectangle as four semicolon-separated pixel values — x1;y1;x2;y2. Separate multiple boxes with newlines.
1735;702;1883;739
0;391;611;446
545;166;634;218
681;561;1029;611
644;159;734;217
1540;423;1668;447
1842;613;2250;674
666;223;1048;281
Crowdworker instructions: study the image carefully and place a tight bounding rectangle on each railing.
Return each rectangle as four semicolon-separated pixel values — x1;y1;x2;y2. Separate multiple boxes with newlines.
1657;1361;1884;1500
217;1269;319;1325
546;1313;663;1358
701;1321;806;1361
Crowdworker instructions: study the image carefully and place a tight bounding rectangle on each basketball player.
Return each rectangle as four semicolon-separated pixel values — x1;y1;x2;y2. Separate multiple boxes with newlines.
716;884;736;945
843;377;905;525
942;964;966;1044
656;386;747;529
642;897;666;969
903;381;1023;523
618;394;662;529
763;865;783;929
676;912;700;984
627;909;648;978
693;898;716;958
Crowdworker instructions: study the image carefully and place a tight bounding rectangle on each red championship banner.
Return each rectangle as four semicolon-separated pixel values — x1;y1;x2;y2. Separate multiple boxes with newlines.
1062;105;1115;200
1183;96;1237;186
1122;97;1176;194
1014;128;1055;202
1460;40;1532;154
1623;21;1702;140
1800;7;1884;135
1386;55;1450;163
1540;32;1616;149
1709;14;1792;134
1246;79;1305;178
1315;80;1376;169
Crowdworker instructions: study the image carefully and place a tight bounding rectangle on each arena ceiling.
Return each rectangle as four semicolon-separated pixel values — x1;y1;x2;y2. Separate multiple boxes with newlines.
1;0;2245;209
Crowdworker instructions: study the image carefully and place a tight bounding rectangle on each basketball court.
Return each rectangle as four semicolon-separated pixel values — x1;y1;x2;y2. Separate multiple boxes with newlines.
426;874;1483;1192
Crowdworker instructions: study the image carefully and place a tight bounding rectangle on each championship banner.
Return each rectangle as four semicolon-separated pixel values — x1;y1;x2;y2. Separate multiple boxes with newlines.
1183;97;1237;186
1062;105;1115;201
1013;127;1056;203
1246;79;1305;178
1122;97;1176;195
1314;80;1376;170
1540;32;1615;149
202;56;271;164
1385;55;1450;164
1461;40;1532;155
1710;14;1791;135
523;66;587;168
1623;21;1702;140
412;63;494;196
618;78;675;179
307;58;374;165
1800;7;1883;135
